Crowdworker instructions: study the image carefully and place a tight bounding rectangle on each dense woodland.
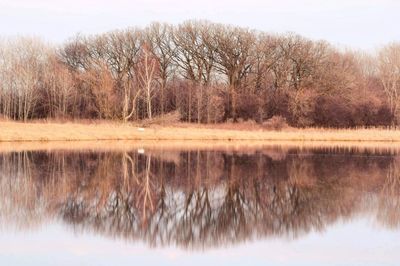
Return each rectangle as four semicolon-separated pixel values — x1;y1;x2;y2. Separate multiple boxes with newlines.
1;21;400;127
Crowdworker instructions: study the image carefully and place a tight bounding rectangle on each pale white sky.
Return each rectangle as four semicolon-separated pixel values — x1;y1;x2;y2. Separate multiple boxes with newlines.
0;0;399;50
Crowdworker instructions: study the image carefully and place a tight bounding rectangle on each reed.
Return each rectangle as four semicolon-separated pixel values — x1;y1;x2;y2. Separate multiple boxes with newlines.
1;121;400;143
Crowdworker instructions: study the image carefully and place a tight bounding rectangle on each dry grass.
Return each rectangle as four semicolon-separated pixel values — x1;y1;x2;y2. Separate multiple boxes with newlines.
1;120;400;144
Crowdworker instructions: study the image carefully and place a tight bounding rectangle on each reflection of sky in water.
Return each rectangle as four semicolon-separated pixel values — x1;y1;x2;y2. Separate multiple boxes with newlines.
0;218;399;266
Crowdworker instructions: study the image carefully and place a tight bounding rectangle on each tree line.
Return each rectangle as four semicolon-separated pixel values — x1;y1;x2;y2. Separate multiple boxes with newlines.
1;21;400;127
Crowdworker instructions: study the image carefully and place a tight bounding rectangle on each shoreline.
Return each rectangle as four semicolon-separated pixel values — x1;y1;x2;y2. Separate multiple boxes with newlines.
1;121;400;141
1;121;400;151
2;121;400;141
1;140;400;153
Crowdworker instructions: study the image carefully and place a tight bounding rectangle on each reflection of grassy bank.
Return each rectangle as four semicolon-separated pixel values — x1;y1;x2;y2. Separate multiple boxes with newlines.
2;140;400;153
2;121;400;143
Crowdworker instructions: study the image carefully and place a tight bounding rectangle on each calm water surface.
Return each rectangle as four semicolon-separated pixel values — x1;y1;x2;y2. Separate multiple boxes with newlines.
0;146;399;265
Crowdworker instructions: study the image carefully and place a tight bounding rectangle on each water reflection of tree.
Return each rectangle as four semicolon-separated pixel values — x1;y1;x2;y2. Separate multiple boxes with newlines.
0;148;398;249
378;157;400;228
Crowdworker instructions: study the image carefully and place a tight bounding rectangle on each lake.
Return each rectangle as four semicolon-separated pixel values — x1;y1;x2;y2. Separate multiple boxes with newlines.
0;144;399;265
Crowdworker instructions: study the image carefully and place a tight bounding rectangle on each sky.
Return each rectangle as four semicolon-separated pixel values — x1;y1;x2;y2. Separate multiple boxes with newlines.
0;0;399;51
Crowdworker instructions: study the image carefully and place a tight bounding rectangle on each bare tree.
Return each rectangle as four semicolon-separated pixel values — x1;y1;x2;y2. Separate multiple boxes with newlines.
212;24;256;121
0;37;48;121
138;43;158;119
145;23;176;118
378;43;400;126
42;54;75;118
172;21;216;122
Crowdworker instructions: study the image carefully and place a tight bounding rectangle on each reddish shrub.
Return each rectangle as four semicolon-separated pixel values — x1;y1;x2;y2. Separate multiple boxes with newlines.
262;115;288;131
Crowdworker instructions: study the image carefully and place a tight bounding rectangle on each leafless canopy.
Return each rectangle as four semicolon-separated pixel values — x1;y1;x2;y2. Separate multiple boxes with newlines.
0;21;397;127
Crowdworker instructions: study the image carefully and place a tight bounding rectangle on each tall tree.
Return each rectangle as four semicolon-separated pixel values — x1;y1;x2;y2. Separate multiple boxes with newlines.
145;23;176;118
212;24;256;121
378;43;400;126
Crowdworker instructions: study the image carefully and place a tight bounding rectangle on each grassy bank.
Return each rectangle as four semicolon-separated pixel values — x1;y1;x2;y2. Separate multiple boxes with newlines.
1;120;400;143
